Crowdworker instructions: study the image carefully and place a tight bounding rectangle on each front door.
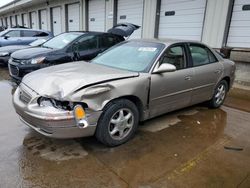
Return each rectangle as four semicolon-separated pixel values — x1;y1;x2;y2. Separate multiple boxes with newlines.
149;44;194;118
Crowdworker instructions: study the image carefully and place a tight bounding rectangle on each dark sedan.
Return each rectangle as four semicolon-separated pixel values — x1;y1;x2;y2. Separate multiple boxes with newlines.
9;23;139;81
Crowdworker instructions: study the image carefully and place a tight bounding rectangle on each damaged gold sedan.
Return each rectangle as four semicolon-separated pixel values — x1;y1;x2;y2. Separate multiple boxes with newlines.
13;39;235;146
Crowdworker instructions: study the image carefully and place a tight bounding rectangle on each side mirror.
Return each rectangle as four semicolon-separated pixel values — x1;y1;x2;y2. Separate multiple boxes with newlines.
4;35;10;39
153;63;176;74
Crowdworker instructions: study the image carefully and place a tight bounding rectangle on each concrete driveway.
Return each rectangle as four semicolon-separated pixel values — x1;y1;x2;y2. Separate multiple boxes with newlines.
0;67;249;188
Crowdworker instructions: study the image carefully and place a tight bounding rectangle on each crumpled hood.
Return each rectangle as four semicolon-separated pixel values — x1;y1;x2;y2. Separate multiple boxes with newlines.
11;47;55;59
22;61;139;99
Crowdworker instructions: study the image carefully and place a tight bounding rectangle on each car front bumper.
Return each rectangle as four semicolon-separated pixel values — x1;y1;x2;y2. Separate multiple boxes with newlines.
13;84;102;139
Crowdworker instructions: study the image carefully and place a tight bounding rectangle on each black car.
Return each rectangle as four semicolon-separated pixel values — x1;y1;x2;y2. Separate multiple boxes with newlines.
9;23;139;81
0;39;46;66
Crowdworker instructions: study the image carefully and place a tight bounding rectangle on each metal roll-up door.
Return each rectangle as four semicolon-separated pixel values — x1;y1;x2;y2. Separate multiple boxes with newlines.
67;3;80;31
227;0;250;48
30;11;38;29
117;0;144;39
51;7;62;35
22;13;28;27
16;15;22;26
158;0;207;41
88;0;106;31
39;9;48;30
7;17;11;28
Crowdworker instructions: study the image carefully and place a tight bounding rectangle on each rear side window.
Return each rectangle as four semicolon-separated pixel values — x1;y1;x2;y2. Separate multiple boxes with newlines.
101;36;119;48
35;32;49;37
77;35;98;51
189;44;217;66
5;30;21;37
22;30;38;37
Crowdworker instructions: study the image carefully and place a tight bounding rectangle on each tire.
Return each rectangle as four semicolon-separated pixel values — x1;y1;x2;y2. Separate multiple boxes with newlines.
208;80;228;108
95;99;139;147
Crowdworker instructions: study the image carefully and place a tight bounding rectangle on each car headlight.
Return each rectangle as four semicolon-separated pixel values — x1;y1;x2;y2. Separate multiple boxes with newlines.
0;52;10;57
31;57;45;64
37;97;75;110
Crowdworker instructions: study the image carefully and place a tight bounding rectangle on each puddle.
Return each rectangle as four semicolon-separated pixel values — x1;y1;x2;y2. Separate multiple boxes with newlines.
23;134;88;161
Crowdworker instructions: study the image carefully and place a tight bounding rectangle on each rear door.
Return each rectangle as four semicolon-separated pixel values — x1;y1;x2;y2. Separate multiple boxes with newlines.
149;44;194;118
188;43;223;104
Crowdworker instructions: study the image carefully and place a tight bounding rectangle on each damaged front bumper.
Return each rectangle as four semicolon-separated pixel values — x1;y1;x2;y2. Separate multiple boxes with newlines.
13;84;102;139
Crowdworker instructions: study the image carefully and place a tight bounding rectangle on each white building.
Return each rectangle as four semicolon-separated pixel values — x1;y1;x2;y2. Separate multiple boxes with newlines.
0;0;250;49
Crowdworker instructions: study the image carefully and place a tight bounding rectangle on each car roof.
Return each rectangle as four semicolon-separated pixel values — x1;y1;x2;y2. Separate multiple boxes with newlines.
7;28;51;33
129;38;205;46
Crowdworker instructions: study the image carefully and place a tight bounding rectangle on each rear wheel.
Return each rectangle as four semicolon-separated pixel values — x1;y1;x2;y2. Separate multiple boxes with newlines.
208;80;228;108
95;99;139;147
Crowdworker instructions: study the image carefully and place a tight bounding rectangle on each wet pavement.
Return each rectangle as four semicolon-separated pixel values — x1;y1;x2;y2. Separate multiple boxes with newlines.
0;67;250;188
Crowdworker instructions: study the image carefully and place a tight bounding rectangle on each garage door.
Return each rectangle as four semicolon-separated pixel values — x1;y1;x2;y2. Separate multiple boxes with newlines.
39;9;48;30
11;16;16;27
117;0;144;39
67;3;80;31
22;13;28;27
227;0;250;48
16;15;22;26
88;0;105;31
30;11;38;29
7;17;10;28
51;7;62;35
158;0;207;41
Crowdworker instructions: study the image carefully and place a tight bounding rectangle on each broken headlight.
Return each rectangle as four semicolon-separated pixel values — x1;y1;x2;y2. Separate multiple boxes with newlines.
37;97;74;110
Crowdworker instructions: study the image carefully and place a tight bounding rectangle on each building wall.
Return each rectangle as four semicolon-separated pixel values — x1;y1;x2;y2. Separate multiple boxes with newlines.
0;0;246;50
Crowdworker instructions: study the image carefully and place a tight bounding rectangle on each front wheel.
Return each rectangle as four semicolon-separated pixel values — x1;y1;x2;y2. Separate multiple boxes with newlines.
208;80;228;108
95;99;139;147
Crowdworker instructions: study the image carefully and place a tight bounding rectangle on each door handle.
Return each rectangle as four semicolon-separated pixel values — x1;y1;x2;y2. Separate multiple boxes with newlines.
185;76;192;81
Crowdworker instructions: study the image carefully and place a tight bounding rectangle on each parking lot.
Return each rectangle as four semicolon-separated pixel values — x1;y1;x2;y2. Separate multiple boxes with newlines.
0;66;249;188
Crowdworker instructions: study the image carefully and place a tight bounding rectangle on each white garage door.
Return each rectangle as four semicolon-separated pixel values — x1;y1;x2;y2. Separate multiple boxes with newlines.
16;15;22;26
40;9;48;30
88;0;105;31
22;13;28;27
7;17;11;28
11;16;16;27
30;11;38;29
158;0;207;41
117;0;144;39
227;0;250;48
67;3;80;31
52;7;62;35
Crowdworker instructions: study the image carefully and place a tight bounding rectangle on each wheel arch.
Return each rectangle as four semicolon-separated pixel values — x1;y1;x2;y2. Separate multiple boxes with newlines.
103;95;144;121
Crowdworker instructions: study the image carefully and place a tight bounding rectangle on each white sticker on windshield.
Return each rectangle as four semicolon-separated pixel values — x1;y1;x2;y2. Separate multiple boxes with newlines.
62;39;70;44
138;47;157;52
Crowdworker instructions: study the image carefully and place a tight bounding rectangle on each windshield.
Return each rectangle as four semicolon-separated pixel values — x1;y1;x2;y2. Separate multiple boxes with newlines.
92;41;164;72
42;33;81;49
29;39;47;47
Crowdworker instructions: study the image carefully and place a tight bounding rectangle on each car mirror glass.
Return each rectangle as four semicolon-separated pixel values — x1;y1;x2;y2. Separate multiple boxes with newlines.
153;63;176;74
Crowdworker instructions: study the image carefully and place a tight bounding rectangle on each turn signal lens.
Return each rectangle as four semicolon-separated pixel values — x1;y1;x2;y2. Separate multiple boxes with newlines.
74;105;85;120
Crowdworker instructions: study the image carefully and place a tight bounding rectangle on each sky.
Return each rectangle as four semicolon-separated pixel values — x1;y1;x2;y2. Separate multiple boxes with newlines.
0;0;14;7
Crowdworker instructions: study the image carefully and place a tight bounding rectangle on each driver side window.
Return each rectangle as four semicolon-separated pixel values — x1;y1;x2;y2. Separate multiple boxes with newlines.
5;30;21;37
160;45;186;70
77;35;98;51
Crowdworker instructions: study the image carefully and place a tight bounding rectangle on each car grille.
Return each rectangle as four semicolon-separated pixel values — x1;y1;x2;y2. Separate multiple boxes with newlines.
19;88;32;104
9;64;19;76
